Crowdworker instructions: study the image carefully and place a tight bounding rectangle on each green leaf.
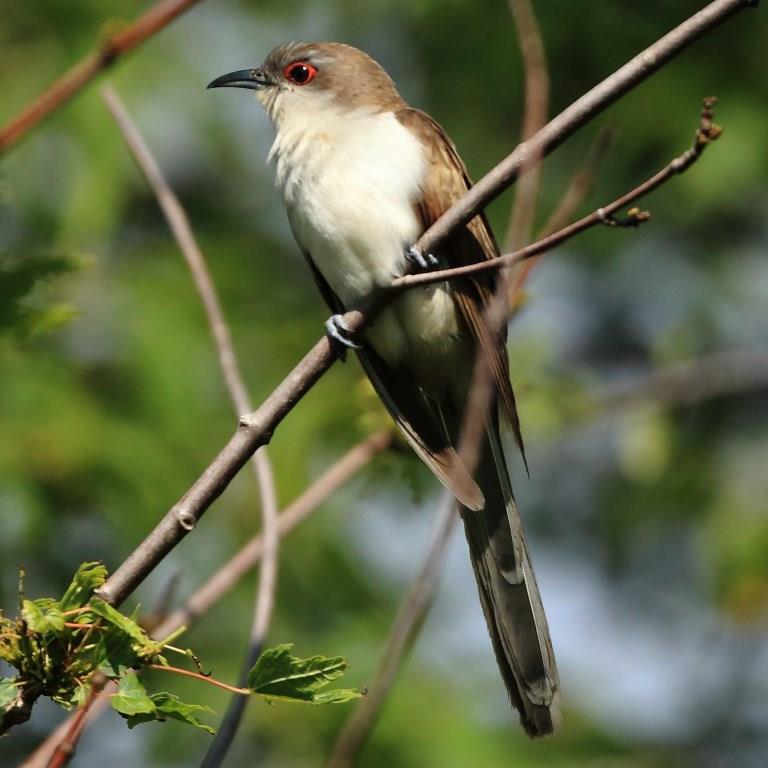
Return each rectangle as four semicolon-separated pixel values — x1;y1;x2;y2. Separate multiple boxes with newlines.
60;561;108;612
247;644;362;705
0;678;19;710
125;692;215;734
70;684;90;709
111;673;155;717
95;628;138;677
21;599;65;634
310;688;363;705
89;598;163;659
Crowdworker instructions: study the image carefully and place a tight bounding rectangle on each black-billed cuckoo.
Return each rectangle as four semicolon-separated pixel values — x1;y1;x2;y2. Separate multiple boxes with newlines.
209;41;559;736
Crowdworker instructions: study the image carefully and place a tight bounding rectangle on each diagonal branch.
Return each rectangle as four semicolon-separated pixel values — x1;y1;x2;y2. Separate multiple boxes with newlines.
508;125;614;314
414;0;758;259
395;97;722;291
325;495;459;768
504;0;550;254
23;431;392;768
100;85;279;766
93;0;755;613
0;0;206;154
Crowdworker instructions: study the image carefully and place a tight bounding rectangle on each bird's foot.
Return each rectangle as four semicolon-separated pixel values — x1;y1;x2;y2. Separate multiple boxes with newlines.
405;245;439;271
325;314;361;361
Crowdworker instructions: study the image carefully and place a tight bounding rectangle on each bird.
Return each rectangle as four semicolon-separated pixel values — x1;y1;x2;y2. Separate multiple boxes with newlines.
209;41;559;736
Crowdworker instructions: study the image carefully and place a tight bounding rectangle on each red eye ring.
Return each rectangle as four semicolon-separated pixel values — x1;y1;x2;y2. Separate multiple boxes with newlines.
284;61;318;85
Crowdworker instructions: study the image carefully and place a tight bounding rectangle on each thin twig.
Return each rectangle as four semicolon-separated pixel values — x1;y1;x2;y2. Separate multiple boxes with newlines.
396;97;722;292
100;85;280;766
23;432;392;768
325;496;459;768
508;125;615;313
45;684;102;768
91;0;754;620
322;71;726;768
157;431;393;636
0;0;206;154
148;664;251;695
583;348;768;418
414;0;757;260
504;0;550;254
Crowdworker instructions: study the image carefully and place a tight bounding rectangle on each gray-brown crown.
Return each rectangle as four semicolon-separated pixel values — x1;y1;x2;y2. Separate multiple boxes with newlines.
262;42;406;112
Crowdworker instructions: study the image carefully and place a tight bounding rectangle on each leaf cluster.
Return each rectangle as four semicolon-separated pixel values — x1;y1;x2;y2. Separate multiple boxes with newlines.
1;563;361;737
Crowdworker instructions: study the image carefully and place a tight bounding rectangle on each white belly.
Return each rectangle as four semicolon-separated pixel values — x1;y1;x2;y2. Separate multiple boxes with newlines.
271;108;463;371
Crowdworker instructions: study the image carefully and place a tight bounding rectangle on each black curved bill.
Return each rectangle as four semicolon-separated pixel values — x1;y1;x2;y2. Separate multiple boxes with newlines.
207;69;273;90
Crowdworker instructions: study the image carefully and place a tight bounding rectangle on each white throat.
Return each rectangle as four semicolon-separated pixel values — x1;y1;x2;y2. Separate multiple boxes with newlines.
265;97;426;302
262;93;461;374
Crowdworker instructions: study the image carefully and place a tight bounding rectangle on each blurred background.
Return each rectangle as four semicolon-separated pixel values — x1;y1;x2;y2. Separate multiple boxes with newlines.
2;1;767;766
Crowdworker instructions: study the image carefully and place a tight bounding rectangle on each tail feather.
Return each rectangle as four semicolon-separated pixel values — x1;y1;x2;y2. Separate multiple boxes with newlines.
460;423;560;736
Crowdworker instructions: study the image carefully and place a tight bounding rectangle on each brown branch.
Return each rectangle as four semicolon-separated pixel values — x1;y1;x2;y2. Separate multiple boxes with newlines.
89;1;753;613
100;84;279;766
508;125;615;313
396;97;722;292
503;0;550;254
156;430;393;635
414;0;758;260
0;0;206;154
325;497;459;768
327;241;513;764
45;684;102;768
148;664;251;695
23;432;393;768
583;348;768;417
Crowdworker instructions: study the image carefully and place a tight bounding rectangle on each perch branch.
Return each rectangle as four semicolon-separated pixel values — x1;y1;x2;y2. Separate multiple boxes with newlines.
395;96;722;291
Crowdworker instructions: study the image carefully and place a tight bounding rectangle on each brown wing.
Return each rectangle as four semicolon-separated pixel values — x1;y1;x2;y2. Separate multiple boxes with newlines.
395;108;526;461
301;250;484;511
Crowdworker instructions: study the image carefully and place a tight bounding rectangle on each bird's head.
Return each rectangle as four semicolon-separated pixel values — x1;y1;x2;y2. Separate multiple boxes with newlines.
208;42;404;127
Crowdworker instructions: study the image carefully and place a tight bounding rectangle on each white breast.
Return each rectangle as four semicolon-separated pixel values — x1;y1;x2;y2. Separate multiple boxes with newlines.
268;102;462;373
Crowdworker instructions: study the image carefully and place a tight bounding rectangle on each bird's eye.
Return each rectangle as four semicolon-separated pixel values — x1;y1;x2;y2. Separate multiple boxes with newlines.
284;61;317;85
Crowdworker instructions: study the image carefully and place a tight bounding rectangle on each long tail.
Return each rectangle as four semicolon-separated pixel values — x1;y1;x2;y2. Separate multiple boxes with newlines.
459;421;560;736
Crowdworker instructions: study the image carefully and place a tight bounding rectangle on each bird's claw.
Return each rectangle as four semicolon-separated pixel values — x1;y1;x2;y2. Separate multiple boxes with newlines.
325;314;361;361
405;245;439;271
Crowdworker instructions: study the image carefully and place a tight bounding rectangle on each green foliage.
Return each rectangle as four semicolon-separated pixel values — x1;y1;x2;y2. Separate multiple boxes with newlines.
0;563;361;737
59;561;108;612
0;678;19;710
247;644;361;705
124;691;215;734
0;250;84;338
112;671;156;716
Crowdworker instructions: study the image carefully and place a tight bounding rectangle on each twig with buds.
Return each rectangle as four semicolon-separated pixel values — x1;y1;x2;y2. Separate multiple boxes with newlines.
395;97;723;291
